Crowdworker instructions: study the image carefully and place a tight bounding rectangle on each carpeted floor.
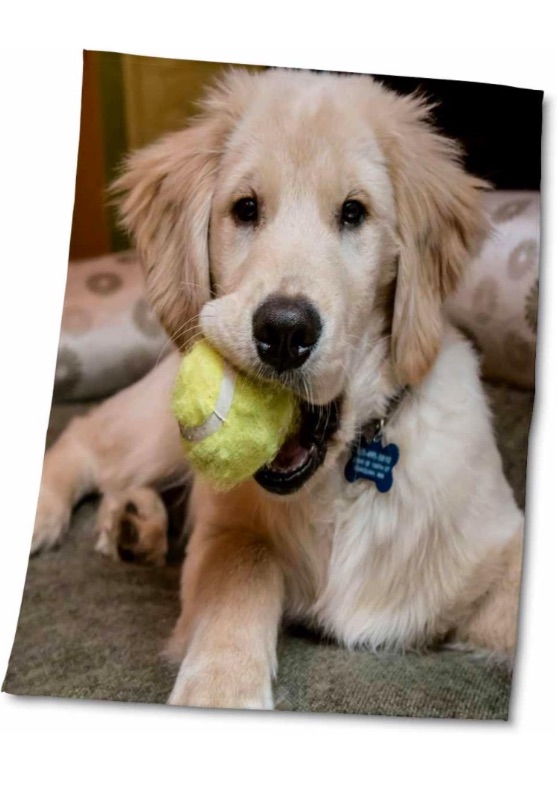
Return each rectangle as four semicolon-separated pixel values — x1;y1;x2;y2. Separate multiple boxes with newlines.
3;381;534;719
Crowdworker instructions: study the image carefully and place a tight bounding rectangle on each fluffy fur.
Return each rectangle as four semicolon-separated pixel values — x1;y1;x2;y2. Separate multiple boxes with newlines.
32;69;524;709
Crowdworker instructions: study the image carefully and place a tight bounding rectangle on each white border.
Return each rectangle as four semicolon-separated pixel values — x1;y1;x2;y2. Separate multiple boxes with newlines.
1;4;555;798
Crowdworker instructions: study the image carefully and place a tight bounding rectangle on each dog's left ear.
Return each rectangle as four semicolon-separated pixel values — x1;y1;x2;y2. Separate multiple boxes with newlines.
377;92;490;385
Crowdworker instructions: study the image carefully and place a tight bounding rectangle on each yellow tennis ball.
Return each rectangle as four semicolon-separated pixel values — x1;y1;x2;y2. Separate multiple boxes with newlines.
171;339;300;491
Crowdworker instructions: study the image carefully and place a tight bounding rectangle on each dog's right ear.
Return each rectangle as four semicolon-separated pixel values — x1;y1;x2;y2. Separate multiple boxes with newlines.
112;69;254;349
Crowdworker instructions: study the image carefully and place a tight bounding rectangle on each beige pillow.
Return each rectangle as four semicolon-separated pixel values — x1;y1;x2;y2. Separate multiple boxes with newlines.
446;191;539;389
56;251;168;400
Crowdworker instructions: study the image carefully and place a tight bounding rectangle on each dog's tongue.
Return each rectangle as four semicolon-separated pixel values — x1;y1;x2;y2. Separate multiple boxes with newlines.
271;435;310;472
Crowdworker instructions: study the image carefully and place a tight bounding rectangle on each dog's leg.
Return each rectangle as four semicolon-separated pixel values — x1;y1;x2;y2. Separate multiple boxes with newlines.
32;353;183;554
167;524;284;710
31;417;96;553
453;528;524;663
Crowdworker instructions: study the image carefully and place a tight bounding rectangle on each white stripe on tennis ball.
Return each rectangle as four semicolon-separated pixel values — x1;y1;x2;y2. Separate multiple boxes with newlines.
179;361;238;443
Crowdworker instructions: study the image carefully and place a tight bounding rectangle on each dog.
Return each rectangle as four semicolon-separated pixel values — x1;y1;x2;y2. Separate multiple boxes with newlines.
32;68;524;710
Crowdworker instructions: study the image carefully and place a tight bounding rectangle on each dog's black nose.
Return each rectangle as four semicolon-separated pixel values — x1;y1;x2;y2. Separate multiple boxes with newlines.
252;295;322;372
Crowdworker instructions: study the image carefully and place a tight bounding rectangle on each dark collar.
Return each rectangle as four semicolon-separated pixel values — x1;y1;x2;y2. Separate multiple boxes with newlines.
359;385;409;444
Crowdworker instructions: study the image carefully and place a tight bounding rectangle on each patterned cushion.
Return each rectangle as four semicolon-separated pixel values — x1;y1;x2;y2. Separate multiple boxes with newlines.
446;190;540;388
56;251;168;400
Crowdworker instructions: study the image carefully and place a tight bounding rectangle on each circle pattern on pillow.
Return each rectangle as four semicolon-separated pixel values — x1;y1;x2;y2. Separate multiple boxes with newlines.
493;198;532;223
508;239;538;280
86;272;124;295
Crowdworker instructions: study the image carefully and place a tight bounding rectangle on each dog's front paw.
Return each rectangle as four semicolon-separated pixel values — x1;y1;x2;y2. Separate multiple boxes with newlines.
95;488;168;566
31;488;71;554
168;656;274;710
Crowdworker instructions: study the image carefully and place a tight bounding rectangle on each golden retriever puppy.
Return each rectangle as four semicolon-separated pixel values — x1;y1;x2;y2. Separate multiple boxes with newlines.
32;69;524;709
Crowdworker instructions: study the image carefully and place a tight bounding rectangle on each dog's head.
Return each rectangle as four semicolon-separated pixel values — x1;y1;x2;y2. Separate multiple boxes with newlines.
115;69;488;495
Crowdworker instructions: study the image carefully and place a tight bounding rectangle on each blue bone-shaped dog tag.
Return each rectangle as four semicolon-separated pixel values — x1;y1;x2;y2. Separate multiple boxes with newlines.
344;435;399;493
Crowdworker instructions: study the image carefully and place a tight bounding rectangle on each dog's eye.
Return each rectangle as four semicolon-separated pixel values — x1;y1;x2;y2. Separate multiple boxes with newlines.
340;200;367;228
232;196;258;224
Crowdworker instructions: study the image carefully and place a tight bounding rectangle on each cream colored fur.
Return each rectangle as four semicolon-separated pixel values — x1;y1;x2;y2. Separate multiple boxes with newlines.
32;69;524;710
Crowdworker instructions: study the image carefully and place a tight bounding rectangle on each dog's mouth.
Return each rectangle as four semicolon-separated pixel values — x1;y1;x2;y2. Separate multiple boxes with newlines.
254;396;343;495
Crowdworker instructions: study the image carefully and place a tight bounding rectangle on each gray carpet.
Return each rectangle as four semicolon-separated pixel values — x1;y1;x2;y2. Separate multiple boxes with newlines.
3;381;534;719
